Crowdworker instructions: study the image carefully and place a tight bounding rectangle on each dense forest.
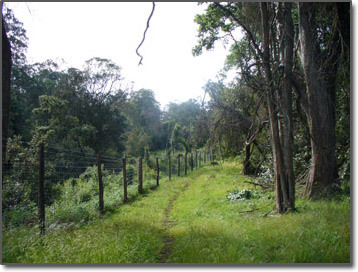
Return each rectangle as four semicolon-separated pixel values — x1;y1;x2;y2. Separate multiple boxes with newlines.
1;2;350;264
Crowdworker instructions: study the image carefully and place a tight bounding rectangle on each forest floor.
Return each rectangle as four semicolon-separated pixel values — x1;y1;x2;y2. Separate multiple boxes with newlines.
2;160;350;263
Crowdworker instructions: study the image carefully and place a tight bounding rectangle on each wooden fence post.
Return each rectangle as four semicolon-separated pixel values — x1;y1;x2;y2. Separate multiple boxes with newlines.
195;151;198;169
178;154;181;177
122;158;128;203
184;153;187;176
191;152;193;171
138;157;143;194
156;157;159;186
199;151;201;167
97;154;104;214
38;142;45;234
168;154;171;181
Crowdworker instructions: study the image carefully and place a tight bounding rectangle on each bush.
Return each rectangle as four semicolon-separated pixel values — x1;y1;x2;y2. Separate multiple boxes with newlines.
2;203;37;227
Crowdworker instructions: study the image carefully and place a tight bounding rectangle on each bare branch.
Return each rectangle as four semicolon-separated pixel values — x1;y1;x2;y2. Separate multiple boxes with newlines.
136;2;156;66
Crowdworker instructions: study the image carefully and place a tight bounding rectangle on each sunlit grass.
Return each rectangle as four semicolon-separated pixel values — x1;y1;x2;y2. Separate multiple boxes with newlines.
167;162;350;263
2;175;188;263
2;161;350;263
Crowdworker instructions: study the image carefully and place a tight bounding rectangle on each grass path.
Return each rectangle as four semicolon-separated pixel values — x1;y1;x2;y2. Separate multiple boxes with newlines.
2;161;350;263
159;180;190;262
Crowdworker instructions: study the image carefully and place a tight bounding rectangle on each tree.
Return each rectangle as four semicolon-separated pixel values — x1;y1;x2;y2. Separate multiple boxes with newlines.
2;4;30;163
163;99;202;150
194;2;350;203
194;2;296;212
164;99;201;129
56;60;127;155
2;3;13;164
28;58;127;156
124;89;162;153
9;61;64;141
170;123;191;154
298;2;350;198
124;127;151;157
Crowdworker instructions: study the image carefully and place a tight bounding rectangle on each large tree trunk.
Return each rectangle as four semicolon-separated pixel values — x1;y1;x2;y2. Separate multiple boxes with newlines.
2;5;12;165
260;2;289;213
278;2;295;209
298;3;338;199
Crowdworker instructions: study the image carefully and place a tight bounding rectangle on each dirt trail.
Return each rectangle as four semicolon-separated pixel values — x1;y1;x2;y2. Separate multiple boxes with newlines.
159;181;189;263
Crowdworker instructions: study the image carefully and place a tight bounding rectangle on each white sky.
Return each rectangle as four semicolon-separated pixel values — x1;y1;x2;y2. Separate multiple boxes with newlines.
6;2;238;109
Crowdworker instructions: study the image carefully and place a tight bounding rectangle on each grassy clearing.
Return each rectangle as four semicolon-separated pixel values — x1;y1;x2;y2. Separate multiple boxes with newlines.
2;160;350;263
168;161;350;263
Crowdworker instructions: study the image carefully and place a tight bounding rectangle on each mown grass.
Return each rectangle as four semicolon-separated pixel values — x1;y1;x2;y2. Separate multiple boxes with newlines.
2;160;350;263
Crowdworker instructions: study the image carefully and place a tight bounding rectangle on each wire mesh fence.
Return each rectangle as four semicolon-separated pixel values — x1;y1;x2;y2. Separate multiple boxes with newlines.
2;140;217;233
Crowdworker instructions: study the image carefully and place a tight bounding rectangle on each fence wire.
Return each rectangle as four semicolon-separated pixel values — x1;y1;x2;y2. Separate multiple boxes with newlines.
3;140;217;230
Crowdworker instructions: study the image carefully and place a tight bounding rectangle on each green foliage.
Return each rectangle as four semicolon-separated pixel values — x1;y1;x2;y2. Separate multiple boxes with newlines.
170;123;191;153
33;95;79;139
163;99;203;151
2;4;28;65
8;56;127;156
2;136;41;210
124;89;163;153
46;166;119;225
124;128;151;157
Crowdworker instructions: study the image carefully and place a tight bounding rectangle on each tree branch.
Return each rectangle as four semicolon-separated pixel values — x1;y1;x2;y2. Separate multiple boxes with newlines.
214;2;263;59
136;2;156;66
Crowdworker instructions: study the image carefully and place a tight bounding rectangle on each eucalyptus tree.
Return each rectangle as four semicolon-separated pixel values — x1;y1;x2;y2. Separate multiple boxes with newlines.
194;2;295;212
194;2;350;204
297;2;350;198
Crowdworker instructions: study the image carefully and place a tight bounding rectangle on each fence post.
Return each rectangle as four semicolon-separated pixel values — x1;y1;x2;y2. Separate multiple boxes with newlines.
178;154;181;177
168;154;171;181
97;154;104;214
122;157;128;203
184;153;187;176
156;157;159;186
195;151;198;169
199;151;201;167
191;152;193;171
38;142;45;234
138;157;143;194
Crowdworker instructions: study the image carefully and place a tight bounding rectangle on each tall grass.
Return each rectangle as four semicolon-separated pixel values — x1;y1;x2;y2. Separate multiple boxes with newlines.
2;173;189;263
2;161;350;263
168;162;350;263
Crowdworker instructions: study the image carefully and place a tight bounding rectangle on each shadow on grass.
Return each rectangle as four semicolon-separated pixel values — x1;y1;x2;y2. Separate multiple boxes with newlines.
167;221;350;264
